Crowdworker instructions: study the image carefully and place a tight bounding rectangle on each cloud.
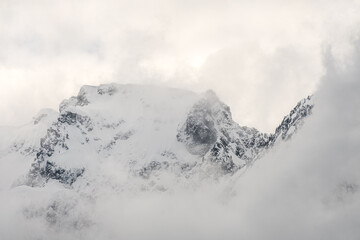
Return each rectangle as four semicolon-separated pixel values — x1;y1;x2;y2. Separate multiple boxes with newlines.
196;44;322;132
1;0;360;131
226;41;360;239
1;1;360;239
86;35;360;240
0;33;360;239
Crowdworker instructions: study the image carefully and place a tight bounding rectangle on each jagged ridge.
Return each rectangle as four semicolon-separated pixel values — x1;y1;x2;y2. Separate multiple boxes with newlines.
13;84;314;187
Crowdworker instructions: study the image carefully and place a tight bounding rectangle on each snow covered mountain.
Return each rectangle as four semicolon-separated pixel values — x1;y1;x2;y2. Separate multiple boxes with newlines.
0;83;318;239
1;84;314;188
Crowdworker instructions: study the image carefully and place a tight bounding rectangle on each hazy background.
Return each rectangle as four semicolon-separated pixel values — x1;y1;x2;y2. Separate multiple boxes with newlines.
1;1;360;239
0;43;359;239
1;0;360;132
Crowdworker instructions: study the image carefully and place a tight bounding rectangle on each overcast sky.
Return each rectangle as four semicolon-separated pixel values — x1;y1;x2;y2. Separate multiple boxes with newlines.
1;44;359;239
1;1;360;239
1;0;360;132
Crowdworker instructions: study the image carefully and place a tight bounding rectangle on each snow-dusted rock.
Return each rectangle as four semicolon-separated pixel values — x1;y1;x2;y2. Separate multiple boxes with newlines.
269;95;314;145
1;84;313;187
0;108;58;157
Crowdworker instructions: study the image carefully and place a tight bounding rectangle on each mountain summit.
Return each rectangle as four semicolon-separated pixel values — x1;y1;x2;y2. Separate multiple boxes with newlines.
1;84;313;187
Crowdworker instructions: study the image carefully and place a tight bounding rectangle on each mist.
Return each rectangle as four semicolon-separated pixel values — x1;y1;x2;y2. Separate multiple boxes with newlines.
2;0;360;131
1;1;360;239
0;39;359;239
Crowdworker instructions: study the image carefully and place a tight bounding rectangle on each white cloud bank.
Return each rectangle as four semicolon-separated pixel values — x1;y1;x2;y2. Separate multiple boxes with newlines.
1;0;360;131
0;35;360;240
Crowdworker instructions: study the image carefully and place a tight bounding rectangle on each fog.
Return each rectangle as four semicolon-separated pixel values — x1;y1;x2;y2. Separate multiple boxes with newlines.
0;38;360;240
1;1;360;239
2;0;360;131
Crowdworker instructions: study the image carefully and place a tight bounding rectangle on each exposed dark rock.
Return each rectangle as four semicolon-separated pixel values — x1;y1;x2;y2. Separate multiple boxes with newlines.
161;151;177;160
26;118;85;186
40;128;62;157
34;113;48;125
102;120;125;129
269;95;313;145
178;92;272;173
114;130;133;140
177;97;218;155
42;161;84;185
97;84;117;95
58;111;93;131
27;159;84;187
138;160;197;179
139;161;165;179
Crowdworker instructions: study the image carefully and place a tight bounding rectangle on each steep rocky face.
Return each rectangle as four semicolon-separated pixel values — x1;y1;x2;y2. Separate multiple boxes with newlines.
17;84;314;187
26;124;84;187
24;84;202;186
269;95;314;145
177;90;271;172
177;90;226;156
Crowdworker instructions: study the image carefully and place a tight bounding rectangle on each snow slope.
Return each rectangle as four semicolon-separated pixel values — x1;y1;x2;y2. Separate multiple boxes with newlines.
0;84;314;188
19;84;277;186
0;83;318;240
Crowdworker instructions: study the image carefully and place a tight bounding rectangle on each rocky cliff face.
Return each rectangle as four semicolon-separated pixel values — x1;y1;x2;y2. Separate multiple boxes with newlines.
269;95;314;145
4;84;313;187
177;90;271;173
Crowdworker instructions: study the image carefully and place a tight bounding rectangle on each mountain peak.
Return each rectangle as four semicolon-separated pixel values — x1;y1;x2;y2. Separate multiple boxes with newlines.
3;84;314;187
